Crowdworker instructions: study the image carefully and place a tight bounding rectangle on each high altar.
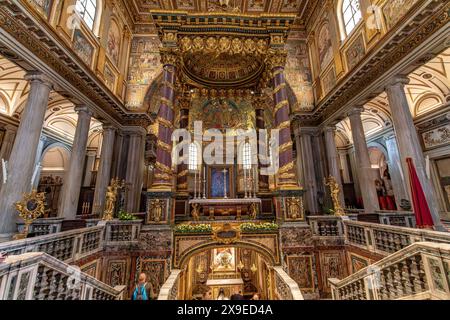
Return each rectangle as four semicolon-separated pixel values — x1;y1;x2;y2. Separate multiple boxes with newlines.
145;10;305;226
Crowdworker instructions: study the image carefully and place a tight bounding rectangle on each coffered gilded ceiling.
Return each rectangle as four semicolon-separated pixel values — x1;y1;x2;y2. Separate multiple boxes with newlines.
130;0;310;25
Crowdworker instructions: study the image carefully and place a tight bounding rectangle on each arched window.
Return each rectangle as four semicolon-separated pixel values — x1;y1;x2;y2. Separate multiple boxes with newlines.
76;0;97;30
341;0;362;38
243;142;252;170
188;143;199;171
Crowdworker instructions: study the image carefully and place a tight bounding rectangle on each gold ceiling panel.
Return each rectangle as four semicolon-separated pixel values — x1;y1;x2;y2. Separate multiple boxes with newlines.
132;0;311;26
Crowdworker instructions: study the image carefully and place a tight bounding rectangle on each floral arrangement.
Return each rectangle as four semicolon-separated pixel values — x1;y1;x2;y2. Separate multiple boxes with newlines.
240;222;279;232
174;223;212;234
118;210;137;221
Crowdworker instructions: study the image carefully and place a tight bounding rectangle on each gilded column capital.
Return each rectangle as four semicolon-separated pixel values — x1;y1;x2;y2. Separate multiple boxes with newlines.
265;48;288;71
160;47;179;67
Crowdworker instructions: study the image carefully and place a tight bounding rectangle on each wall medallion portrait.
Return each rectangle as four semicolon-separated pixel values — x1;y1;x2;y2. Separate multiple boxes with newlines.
73;29;94;67
107;20;121;66
318;22;333;72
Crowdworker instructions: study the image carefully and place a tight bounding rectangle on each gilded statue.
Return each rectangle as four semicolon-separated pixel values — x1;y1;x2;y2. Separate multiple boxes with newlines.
149;199;164;223
103;178;125;221
286;197;303;220
324;175;345;217
14;189;46;239
191;203;200;221
249;202;258;220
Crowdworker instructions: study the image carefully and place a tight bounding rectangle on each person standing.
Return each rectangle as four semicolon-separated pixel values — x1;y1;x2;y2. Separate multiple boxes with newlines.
131;273;154;300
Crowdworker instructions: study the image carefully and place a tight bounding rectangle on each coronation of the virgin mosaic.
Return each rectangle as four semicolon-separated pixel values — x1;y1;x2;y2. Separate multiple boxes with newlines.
0;0;449;303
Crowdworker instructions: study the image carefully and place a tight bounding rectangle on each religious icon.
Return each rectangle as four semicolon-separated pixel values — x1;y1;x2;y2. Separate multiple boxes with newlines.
150;199;165;222
191;203;200;221
286;197;303;220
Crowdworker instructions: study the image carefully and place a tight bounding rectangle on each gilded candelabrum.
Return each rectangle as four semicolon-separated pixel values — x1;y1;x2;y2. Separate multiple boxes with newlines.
14;189;46;240
103;178;125;221
324;175;345;217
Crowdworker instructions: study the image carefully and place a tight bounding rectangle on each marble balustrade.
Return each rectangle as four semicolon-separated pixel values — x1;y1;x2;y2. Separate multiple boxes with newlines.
329;242;450;300
0;252;125;300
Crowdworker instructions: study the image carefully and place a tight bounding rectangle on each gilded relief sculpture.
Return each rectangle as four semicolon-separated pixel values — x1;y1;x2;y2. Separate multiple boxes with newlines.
103;178;125;221
324;176;345;217
286;197;304;220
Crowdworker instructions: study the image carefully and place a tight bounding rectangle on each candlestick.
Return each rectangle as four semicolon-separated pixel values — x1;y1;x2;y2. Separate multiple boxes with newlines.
243;167;247;198
198;169;201;199
253;166;257;198
194;170;197;199
222;168;228;199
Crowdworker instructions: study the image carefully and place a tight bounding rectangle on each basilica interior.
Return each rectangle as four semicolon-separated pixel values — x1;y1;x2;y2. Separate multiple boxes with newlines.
0;0;449;301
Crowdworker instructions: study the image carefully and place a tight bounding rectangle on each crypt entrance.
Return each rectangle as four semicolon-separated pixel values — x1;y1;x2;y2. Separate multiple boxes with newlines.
178;245;274;300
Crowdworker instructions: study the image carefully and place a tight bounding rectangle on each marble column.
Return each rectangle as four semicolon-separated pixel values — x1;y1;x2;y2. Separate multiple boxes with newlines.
125;127;146;212
339;151;351;184
324;126;346;208
58;106;92;219
266;49;298;189
0;125;17;189
176;96;190;194
384;134;410;208
0;125;16;161
92;125;116;216
31;135;47;188
386;76;444;229
0;72;52;237
298;128;319;214
347;107;380;213
151;49;177;190
83;149;97;187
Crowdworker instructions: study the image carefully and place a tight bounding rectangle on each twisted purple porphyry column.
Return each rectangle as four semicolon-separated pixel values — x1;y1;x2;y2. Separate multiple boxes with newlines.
152;49;178;190
176;96;190;193
267;50;298;189
254;98;269;192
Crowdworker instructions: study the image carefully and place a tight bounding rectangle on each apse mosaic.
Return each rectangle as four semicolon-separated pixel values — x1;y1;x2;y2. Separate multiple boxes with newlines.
189;97;256;133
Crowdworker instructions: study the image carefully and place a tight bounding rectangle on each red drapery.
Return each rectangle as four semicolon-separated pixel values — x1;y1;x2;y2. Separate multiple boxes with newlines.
406;158;434;229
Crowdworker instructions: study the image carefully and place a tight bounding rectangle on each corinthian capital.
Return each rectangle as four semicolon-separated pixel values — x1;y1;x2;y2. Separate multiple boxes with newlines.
160;47;179;67
265;48;288;71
